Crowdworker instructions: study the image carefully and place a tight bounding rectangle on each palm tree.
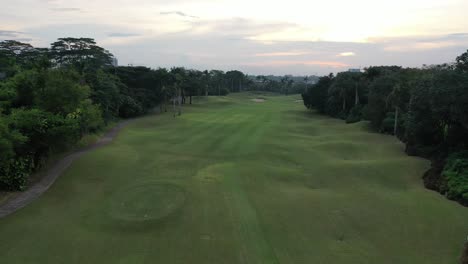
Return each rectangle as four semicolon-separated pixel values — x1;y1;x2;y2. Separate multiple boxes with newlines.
281;76;291;95
340;85;347;111
161;85;169;112
386;83;402;135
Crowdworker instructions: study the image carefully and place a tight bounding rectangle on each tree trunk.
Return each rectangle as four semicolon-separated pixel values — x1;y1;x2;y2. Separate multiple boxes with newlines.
172;96;176;117
178;89;182;116
342;96;346;111
189;95;192;104
355;85;359;106
394;106;399;136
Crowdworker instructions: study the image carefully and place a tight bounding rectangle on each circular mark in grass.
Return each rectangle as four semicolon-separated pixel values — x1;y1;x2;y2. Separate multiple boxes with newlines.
108;183;186;223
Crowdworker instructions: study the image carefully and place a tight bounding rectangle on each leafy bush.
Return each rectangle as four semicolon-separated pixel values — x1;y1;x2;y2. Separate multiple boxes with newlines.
325;95;342;117
0;156;32;191
0;116;29;190
442;151;468;204
9;108;80;166
337;111;348;120
88;70;121;121
346;105;363;124
119;95;144;118
6;69;40;108
381;112;397;133
36;69;90;115
67;99;104;135
219;87;230;96
0;81;17;112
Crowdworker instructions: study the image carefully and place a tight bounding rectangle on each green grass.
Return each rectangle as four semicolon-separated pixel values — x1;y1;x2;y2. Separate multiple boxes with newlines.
0;92;467;263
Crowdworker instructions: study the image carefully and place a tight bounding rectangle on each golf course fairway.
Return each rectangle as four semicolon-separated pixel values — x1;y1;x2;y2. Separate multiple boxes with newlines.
0;93;467;263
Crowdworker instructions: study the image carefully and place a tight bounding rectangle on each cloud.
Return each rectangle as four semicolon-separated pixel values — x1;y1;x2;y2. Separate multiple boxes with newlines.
186;18;298;39
379;33;468;52
254;51;309;57
338;52;355;57
16;19;468;75
160;11;198;19
384;41;457;52
0;30;23;37
49;7;82;12
108;32;141;38
444;33;468;39
244;60;349;68
10;38;33;42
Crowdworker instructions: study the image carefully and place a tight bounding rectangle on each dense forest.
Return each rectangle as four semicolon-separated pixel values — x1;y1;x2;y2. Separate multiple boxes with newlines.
302;51;468;206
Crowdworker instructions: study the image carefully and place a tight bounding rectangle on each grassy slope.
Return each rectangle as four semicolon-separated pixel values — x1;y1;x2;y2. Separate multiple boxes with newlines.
0;93;467;263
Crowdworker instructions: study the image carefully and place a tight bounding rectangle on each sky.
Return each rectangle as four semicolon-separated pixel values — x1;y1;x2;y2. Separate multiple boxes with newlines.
1;0;468;75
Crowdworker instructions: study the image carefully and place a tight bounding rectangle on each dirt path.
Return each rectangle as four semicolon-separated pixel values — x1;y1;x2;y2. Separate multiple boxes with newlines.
0;119;134;218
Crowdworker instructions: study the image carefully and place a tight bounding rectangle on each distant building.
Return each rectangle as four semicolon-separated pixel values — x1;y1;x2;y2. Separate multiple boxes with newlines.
111;57;118;67
348;68;361;73
0;72;6;80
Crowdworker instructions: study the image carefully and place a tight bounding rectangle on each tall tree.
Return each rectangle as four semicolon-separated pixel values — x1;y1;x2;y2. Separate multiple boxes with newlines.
456;49;468;72
87;70;121;121
209;70;225;96
50;38;113;74
0;40;50;73
386;83;403;135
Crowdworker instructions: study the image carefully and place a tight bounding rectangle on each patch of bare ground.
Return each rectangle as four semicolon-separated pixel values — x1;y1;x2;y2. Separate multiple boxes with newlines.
251;98;265;102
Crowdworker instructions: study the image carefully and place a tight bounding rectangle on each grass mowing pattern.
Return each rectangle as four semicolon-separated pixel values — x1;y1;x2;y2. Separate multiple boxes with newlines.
107;183;186;223
0;92;467;263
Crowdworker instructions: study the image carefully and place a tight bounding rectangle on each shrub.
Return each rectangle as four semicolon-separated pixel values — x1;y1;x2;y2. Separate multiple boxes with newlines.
9;108;80;165
119;95;144;118
346;105;363;124
325;96;342;117
219;87;230;96
0;156;32;191
381;112;395;133
0;116;29;190
67;99;104;134
442;151;468;204
36;69;90;115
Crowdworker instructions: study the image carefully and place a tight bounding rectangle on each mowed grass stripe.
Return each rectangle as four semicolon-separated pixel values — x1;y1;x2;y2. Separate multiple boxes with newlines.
223;162;280;264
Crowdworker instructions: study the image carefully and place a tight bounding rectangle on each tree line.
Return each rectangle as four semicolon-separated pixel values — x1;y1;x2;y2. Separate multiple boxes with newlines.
250;75;314;95
0;38;255;191
302;51;468;206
